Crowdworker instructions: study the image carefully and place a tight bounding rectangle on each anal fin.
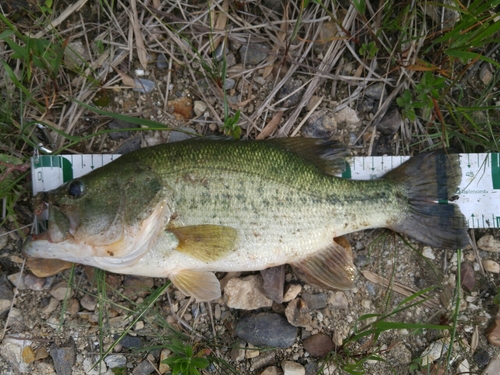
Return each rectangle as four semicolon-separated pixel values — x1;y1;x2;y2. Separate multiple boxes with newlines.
170;270;221;302
291;238;357;290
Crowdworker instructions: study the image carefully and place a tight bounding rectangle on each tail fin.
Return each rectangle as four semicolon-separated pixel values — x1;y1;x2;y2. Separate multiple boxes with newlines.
384;150;469;249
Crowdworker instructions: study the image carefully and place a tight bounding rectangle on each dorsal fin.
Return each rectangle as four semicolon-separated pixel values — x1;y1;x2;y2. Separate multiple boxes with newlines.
268;138;348;175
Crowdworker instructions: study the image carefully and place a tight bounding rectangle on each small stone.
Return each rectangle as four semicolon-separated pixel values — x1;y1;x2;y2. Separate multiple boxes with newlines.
246;343;260;359
261;266;285;303
224;275;273;310
0;273;14;300
301;293;327;310
0;227;8;249
0;336;32;373
64;41;90;70
108;119;133;140
114;334;142;349
231;340;246;362
224;78;236;90
133;78;155;93
168;127;197;143
303;333;334;358
285;298;312;328
41;297;59;315
278;78;304;108
479;63;493;85
302;109;337;139
333;106;361;126
239;43;269;65
122;276;154;299
281;361;305;375
328;291;348;310
419;338;454;366
50;281;73;301
261;366;281;375
50;339;76;375
80;294;97;311
236;312;297;348
422;246;436;260
214;304;221;320
252;351;276;371
66;298;80;317
156;53;168;70
22;346;35;364
478;234;500;252
283;284;302;303
376;107;402;136
0;299;11;316
458;359;470;373
461;261;476;293
487;319;500;346
167;97;193;120
23;273;45;290
104;354;127;368
34;347;49;361
473;348;490;367
483;259;500;273
194;100;208;117
83;357;107;375
304;361;319;375
115;136;141;154
132;359;155;375
7;272;25;289
364;82;387;100
135;320;145;331
484;353;500;374
159;349;171;374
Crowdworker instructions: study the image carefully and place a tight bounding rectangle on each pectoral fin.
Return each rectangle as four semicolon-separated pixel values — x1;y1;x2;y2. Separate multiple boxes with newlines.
170;270;221;302
168;225;238;262
291;238;357;290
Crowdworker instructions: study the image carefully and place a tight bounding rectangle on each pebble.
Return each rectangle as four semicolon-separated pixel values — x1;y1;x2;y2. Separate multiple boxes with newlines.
122;276;154;299
246;343;260;359
224;275;273;310
114;334;142;349
252;351;276;371
282;360;305;375
115;136;141;154
105;354;126;368
23;273;46;290
283;284;302;303
278;78;304;108
80;294;97;311
302;109;337;139
478;234;500;252
484;353;500;374
0;298;11;315
168;127;197;143
132;359;155;375
50;340;76;375
224;78;236;90
261;266;285;303
261;366;281;375
156;53;168;70
7;272;26;289
0;227;8;249
376;107;402;136
285;298;312;328
262;0;283;12
167;97;193;120
193;100;208;117
239;43;269;65
333;106;361;126
473;348;490;367
422;246;436;260
364;82;387;100
460;261;476;293
482;259;500;273
303;333;334;358
231;340;246;362
41;297;59;315
214;304;221;320
479;63;493;85
159;349;171;374
304;361;318;375
487;318;500;346
236;312;297;348
66;298;80;317
50;281;73;301
301;293;327;310
0;272;14;299
328;291;348;310
64;41;90;69
0;336;32;373
419;338;455;366
83;357;107;375
108;119;133;140
133;78;155;93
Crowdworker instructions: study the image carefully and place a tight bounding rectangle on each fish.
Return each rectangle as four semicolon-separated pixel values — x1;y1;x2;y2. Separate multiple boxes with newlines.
23;138;470;301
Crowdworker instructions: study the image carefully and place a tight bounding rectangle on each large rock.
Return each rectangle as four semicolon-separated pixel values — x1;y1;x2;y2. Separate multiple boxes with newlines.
236;312;297;348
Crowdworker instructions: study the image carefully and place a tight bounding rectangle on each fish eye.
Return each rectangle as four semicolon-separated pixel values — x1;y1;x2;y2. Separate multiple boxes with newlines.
68;180;84;198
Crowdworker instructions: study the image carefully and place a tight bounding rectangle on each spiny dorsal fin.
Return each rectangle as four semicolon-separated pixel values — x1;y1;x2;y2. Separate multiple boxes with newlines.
268;138;348;175
168;225;238;262
170;270;221;302
291;238;357;290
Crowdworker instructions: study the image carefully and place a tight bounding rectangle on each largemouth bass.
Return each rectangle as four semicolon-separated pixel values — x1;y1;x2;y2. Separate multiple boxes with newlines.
23;138;469;301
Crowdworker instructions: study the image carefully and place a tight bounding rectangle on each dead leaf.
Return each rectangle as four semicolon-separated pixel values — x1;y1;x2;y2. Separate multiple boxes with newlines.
130;0;148;69
113;67;137;88
256;110;284;139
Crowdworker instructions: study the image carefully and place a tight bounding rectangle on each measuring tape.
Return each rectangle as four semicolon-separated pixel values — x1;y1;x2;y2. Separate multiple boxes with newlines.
31;153;500;229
